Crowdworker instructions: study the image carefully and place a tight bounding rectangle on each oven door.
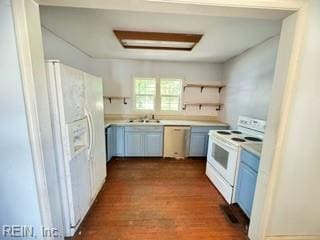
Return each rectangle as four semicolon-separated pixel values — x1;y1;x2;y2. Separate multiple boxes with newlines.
207;135;238;186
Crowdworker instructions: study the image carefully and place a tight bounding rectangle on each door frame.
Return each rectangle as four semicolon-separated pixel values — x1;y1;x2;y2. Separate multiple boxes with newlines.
14;0;311;239
11;0;54;234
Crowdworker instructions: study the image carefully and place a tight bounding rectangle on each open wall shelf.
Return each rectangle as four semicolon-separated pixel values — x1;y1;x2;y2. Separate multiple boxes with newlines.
103;96;131;104
183;84;225;93
182;103;223;111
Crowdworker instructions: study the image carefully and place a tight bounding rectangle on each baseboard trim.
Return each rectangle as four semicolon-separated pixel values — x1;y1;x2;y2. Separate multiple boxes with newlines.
266;235;320;240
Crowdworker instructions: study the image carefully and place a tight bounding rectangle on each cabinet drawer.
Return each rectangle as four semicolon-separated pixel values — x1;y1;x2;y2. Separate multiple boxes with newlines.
240;149;260;172
191;126;228;133
191;127;213;133
125;126;163;132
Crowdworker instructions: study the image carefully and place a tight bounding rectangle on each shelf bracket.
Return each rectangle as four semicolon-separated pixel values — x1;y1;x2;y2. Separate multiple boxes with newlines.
123;97;127;105
199;104;202;110
200;86;204;93
182;104;186;110
218;87;223;93
216;105;222;111
183;86;186;92
108;97;112;104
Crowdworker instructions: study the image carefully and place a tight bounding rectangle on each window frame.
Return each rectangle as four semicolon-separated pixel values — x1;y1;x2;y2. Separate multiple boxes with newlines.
133;77;184;114
159;78;183;113
133;77;157;113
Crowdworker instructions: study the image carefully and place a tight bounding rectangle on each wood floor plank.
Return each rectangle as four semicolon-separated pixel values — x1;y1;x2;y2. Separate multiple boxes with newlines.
74;158;248;240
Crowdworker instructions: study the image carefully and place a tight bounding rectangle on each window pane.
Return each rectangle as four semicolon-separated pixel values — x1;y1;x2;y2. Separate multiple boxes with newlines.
135;78;156;95
160;79;182;96
161;96;179;111
136;95;154;110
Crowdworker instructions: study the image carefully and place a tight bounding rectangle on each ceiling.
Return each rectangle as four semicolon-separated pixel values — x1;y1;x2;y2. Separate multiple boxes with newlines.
40;6;283;63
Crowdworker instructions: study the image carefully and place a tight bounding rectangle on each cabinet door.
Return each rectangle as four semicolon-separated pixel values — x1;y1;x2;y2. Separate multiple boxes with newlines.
125;132;144;156
107;127;113;161
235;162;258;217
145;132;163;156
113;127;124;156
189;133;207;156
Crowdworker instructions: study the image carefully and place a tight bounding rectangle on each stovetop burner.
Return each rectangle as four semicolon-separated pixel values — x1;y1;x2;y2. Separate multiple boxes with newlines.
231;131;242;134
231;138;246;142
217;131;231;135
244;137;262;142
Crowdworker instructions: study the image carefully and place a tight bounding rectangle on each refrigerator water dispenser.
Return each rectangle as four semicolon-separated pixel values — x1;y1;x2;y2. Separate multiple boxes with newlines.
66;118;89;159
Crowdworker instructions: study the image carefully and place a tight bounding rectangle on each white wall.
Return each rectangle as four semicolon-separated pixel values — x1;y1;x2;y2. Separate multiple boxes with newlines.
219;36;280;128
41;27;224;117
42;27;93;74
90;59;223;116
0;0;43;237
266;1;320;237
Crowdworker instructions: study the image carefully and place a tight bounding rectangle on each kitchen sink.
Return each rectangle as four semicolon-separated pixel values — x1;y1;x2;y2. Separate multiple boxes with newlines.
128;119;161;123
128;119;144;123
145;119;161;123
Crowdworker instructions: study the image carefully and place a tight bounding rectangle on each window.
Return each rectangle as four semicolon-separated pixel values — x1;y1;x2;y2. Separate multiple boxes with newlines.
134;78;156;111
160;79;182;111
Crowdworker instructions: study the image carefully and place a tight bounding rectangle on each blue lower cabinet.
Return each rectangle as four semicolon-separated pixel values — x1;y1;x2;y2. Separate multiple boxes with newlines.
124;126;164;157
189;133;208;157
235;150;260;217
113;126;125;156
189;126;228;157
144;132;163;156
112;125;230;158
125;132;144;156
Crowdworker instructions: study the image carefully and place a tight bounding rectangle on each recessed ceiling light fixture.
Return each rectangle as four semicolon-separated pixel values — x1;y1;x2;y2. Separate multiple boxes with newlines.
114;30;203;51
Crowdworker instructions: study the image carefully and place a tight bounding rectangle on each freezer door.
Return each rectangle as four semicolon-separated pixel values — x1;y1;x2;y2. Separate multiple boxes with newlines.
56;63;86;123
84;73;107;199
65;118;89;160
68;150;91;235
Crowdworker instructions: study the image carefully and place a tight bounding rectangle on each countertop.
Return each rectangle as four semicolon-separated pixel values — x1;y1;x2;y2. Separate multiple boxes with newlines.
241;143;263;157
104;119;228;128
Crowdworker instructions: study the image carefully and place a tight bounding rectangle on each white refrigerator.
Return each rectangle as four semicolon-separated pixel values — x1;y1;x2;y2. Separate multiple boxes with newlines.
45;60;106;236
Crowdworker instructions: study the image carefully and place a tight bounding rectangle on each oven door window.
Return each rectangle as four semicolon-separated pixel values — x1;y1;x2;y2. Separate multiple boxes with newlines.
211;143;229;169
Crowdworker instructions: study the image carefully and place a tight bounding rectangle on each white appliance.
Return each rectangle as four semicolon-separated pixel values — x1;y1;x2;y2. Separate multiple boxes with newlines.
45;60;107;236
163;126;190;158
206;116;266;203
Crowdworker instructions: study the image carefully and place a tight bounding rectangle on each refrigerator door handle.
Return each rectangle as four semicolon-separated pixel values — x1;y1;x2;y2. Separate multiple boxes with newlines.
85;108;93;156
88;112;95;158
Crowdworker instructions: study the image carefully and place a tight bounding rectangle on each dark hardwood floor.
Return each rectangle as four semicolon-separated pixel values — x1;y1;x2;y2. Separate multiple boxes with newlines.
74;158;248;240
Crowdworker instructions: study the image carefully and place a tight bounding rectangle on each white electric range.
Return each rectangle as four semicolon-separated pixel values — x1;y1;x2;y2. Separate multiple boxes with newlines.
206;116;266;204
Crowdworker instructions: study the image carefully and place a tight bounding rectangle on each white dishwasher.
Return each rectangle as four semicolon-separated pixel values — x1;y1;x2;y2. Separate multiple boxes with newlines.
163;126;190;158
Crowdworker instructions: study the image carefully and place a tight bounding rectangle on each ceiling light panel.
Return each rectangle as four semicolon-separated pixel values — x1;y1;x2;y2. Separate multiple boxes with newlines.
114;30;202;51
121;40;195;49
